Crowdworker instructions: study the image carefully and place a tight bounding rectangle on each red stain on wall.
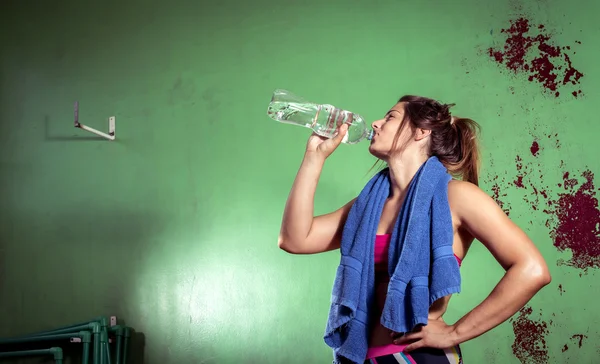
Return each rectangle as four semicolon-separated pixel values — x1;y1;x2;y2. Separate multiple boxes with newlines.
486;174;511;216
545;170;600;272
511;305;549;363
530;141;540;156
514;155;526;188
562;334;588;352
488;17;584;98
570;334;587;348
494;134;600;273
508;152;546;215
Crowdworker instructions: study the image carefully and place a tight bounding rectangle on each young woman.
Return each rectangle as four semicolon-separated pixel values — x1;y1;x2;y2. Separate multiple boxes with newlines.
278;95;551;363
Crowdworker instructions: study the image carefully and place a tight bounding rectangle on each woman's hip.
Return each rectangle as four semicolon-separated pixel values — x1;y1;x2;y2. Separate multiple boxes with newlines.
364;344;463;364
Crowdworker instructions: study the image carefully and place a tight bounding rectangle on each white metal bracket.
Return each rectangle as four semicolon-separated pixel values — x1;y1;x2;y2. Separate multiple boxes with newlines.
74;101;116;140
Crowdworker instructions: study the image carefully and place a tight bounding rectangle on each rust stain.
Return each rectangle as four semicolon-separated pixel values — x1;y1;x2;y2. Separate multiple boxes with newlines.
562;334;588;352
488;17;584;98
499;133;600;273
545;170;600;272
511;305;549;363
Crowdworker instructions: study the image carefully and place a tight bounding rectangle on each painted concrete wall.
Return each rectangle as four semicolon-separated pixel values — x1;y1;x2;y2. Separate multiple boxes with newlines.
0;0;597;362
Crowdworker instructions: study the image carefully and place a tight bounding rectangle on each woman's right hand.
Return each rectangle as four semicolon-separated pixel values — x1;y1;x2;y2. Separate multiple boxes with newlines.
305;123;348;162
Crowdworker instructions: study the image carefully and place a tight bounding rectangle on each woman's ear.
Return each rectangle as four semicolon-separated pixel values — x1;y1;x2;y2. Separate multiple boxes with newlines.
414;128;431;141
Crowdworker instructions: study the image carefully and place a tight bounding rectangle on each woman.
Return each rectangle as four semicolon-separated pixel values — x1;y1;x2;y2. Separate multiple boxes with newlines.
278;95;551;363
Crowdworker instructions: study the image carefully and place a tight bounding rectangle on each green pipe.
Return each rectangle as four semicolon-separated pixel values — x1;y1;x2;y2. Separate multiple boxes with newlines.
94;325;101;364
100;327;109;364
8;322;101;364
0;331;91;364
81;330;92;364
0;318;117;364
3;322;98;340
48;316;108;335
104;340;112;364
122;327;131;364
0;346;63;363
113;327;124;364
83;341;91;364
107;325;126;364
0;331;87;345
7;317;108;338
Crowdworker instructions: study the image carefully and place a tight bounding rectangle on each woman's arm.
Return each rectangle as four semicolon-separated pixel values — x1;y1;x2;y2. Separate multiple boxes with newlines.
448;180;552;344
278;124;356;254
278;152;356;254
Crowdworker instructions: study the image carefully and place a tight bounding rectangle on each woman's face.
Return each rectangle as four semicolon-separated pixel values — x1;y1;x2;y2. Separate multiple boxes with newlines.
368;102;414;161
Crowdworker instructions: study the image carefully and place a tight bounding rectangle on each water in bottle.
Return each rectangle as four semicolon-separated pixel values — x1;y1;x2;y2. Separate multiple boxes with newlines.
266;89;373;144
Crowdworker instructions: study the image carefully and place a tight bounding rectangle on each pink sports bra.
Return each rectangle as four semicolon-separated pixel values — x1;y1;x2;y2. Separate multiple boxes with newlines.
374;233;462;273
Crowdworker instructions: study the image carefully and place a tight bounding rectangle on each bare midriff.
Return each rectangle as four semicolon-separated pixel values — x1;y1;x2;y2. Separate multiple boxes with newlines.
368;233;462;347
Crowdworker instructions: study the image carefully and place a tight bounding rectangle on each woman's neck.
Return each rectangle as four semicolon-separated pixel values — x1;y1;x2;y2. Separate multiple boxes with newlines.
387;154;428;199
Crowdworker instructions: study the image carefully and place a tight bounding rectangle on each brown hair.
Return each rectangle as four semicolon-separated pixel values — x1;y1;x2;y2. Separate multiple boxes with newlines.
374;95;482;186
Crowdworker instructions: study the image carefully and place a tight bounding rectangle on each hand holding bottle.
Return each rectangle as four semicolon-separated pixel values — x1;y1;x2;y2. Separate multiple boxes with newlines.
305;123;348;162
267;89;373;145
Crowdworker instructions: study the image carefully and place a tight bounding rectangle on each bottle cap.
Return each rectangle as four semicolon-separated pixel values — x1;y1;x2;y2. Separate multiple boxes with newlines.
366;129;374;141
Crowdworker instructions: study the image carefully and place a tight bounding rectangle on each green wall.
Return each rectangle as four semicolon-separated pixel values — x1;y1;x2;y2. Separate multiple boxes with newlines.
1;0;597;363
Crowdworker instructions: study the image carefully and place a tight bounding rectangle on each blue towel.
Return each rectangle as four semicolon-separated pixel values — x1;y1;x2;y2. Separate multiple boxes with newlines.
323;156;461;364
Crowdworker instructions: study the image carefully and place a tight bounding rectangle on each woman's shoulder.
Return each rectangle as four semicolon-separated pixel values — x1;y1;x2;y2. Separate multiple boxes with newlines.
447;178;505;224
447;178;480;197
448;178;491;194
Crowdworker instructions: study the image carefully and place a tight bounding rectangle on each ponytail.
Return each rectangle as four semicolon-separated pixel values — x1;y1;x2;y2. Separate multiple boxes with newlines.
445;117;481;186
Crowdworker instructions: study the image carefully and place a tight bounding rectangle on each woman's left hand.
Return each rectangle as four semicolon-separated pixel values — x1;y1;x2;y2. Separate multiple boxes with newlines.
391;319;459;352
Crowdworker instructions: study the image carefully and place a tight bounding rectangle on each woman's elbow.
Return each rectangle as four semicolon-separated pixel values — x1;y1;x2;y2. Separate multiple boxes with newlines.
277;234;290;251
538;268;552;287
525;259;552;288
278;234;301;254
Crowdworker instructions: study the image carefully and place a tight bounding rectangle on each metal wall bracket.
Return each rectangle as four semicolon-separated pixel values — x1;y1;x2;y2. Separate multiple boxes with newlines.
74;101;116;141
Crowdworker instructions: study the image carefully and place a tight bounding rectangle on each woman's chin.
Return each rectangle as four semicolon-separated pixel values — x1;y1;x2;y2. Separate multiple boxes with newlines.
368;146;386;161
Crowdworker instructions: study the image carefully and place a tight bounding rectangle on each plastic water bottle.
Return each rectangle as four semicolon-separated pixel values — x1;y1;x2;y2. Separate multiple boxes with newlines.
266;89;374;144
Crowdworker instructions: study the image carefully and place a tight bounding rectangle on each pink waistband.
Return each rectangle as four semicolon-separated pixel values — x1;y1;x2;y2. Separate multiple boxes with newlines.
365;343;409;359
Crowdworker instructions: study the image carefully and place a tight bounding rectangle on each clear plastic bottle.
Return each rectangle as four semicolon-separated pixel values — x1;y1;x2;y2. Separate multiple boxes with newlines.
266;89;373;144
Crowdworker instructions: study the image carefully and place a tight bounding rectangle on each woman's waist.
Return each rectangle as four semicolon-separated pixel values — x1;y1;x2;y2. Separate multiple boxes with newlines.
368;314;447;348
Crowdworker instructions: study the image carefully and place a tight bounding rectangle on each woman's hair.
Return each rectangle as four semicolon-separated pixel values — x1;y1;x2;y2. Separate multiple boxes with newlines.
376;95;482;186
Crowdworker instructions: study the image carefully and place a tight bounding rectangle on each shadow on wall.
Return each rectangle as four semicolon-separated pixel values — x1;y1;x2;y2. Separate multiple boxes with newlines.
127;329;146;364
